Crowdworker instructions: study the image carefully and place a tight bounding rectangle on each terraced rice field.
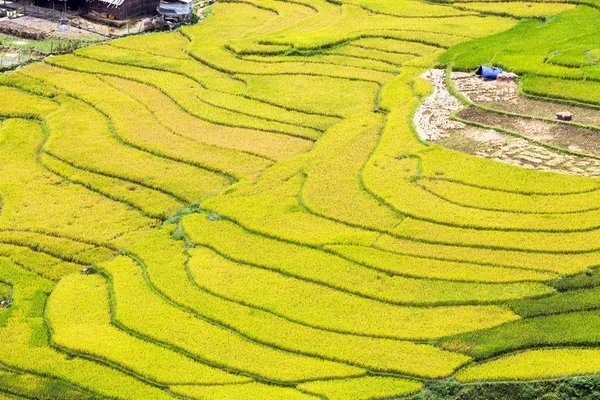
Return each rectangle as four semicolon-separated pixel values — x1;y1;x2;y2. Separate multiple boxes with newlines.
1;0;600;398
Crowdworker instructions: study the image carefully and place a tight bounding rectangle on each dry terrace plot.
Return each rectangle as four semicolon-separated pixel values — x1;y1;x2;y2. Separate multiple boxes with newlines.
0;0;597;398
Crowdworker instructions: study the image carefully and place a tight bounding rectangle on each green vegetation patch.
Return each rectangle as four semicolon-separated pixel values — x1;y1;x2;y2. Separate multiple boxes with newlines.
438;310;600;359
510;286;600;317
0;368;99;400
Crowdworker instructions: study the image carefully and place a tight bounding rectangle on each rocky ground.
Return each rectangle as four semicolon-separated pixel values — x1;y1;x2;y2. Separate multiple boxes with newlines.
453;71;519;104
415;69;466;141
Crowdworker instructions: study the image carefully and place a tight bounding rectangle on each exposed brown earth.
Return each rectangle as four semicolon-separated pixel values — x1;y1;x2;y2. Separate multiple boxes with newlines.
458;107;600;157
453;71;600;127
416;69;600;178
453;72;600;131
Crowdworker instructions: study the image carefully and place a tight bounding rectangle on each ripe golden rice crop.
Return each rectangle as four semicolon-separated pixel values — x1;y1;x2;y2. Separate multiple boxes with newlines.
0;0;599;395
101;75;313;162
0;258;176;400
40;152;184;220
456;348;600;381
203;173;380;246
328;45;415;66
185;243;527;339
41;94;229;203
183;215;554;306
41;55;322;140
298;376;423;400
376;233;600;275
47;274;248;385
0;243;81;280
101;256;364;382
170;382;315;399
0;118;155;244
352;38;442;56
0;85;58;118
131;229;470;378
110;31;191;59
420;178;600;214
328;244;557;283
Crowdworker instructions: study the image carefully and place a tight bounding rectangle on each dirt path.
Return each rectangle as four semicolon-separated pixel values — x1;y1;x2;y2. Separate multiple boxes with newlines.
414;69;465;141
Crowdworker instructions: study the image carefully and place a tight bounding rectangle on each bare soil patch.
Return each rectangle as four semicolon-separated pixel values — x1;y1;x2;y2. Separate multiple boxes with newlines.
458;107;600;157
416;69;600;177
453;72;600;128
0;16;104;40
488;98;600;127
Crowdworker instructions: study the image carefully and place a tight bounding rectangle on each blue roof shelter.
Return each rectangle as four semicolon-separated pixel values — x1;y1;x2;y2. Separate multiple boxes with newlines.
476;65;503;80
